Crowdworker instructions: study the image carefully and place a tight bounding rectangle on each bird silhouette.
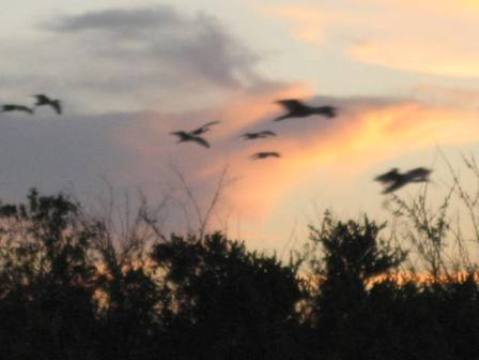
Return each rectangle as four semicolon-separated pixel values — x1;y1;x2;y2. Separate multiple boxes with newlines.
241;130;276;140
190;121;220;135
251;151;281;160
375;167;432;194
1;104;34;114
374;168;401;183
33;94;62;114
171;131;210;148
274;99;336;121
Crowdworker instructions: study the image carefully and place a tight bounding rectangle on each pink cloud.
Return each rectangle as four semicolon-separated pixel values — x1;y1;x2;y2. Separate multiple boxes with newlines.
113;84;479;232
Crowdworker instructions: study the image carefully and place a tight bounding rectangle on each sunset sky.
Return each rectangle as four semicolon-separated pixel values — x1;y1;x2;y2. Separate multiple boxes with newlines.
2;0;479;252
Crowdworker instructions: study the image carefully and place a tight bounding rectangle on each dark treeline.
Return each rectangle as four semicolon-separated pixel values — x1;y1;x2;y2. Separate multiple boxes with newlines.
1;189;479;360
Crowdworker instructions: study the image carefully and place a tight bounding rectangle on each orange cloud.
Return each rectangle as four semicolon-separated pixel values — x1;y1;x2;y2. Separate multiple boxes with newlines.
349;41;479;78
345;1;479;78
206;100;479;223
113;84;479;250
262;2;479;79
361;0;479;15
260;5;329;45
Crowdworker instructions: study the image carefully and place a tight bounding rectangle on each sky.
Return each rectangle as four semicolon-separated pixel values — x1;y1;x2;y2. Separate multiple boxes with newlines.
2;0;479;253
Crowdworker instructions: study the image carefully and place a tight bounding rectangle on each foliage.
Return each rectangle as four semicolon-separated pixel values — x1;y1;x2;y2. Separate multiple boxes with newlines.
0;190;479;359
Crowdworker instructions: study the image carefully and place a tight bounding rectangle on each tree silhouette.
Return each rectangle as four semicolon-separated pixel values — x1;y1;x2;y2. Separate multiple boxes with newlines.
151;232;305;360
0;189;97;359
0;190;479;359
308;213;406;360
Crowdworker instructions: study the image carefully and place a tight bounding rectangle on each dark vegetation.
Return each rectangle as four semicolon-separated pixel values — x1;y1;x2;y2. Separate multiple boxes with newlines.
1;183;479;360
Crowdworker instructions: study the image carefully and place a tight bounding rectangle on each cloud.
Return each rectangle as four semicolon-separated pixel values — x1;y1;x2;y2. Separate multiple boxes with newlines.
344;1;479;78
47;7;180;34
262;5;328;45
1;83;478;248
360;0;479;15
45;6;259;89
349;40;479;79
262;2;479;79
0;5;262;113
110;83;479;226
411;85;479;109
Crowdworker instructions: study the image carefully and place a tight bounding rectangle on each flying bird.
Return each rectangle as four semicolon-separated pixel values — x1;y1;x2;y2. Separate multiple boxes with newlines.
33;94;62;114
190;121;220;135
170;131;210;148
274;99;337;121
251;151;281;160
241;130;276;140
375;167;432;194
374;168;401;183
1;104;34;114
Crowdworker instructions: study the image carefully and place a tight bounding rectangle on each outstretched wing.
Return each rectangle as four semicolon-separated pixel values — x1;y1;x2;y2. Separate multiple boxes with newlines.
406;167;431;181
241;133;256;139
276;99;307;112
259;130;276;137
191;135;210;148
34;94;49;104
19;106;34;114
251;152;280;159
382;179;407;194
316;106;337;118
201;120;220;128
374;168;399;184
191;121;220;135
2;104;33;114
51;100;62;114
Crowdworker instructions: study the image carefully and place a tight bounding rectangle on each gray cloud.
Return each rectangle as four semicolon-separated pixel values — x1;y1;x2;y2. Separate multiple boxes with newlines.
41;6;260;97
0;5;264;114
47;7;181;35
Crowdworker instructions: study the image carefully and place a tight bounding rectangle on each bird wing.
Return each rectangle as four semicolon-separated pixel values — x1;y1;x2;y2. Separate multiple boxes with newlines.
374;169;399;183
192;121;220;134
406;167;431;181
382;179;407;194
252;152;280;159
2;105;33;114
316;106;337;118
191;135;210;148
19;106;34;114
241;133;255;139
201;120;220;128
51;100;62;114
276;99;307;112
34;94;49;103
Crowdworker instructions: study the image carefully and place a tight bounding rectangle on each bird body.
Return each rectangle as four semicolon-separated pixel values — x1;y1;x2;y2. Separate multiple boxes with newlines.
171;131;210;148
251;151;281;160
1;104;34;114
170;121;219;148
375;167;432;194
241;130;276;140
374;168;401;183
33;94;62;114
275;99;336;121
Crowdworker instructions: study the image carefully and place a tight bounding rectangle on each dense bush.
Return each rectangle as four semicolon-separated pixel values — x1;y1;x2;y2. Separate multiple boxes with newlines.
1;189;479;359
